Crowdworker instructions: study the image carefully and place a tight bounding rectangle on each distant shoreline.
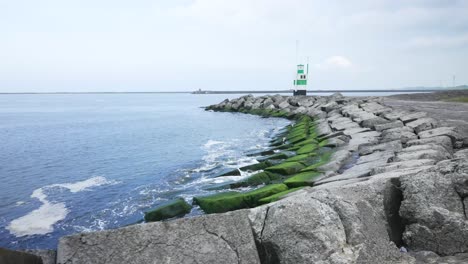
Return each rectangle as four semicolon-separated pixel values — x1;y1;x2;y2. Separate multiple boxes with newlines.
0;89;459;95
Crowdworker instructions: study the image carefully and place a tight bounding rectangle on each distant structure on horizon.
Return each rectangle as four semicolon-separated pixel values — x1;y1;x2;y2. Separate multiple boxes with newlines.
293;63;308;96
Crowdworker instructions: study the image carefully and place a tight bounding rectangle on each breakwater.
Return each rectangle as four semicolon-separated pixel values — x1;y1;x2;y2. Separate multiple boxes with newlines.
4;93;468;264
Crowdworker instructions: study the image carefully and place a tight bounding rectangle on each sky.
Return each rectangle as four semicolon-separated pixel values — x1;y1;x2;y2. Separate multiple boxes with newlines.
1;0;467;92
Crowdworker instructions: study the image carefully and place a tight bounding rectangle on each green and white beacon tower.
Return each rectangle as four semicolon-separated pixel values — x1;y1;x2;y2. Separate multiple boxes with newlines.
293;63;308;96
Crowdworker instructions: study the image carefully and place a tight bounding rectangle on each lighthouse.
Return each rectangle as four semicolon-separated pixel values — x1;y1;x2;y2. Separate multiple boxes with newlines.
293;63;308;96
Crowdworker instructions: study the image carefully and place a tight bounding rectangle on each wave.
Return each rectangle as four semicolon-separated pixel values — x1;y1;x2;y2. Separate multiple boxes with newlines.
7;176;119;237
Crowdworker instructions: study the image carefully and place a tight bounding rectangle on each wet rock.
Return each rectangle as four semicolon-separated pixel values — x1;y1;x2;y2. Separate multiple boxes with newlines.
374;120;404;131
57;211;261;264
359;140;402;155
144;198;191;222
405;117;439;134
400;159;468;256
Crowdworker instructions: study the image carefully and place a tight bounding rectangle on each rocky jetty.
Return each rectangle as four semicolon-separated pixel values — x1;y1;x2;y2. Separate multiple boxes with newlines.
4;93;468;263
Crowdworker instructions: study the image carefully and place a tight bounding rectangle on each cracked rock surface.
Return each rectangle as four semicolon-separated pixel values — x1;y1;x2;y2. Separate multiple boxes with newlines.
57;210;260;264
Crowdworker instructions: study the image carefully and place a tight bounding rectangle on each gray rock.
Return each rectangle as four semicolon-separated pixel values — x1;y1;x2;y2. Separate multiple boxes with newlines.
305;108;326;119
316;158;390;185
405;117;439;134
330;119;360;131
392;147;451;162
361;117;390;129
297;98;315;107
454;149;468;159
371;159;436;175
382;110;409;121
319;131;345;140
400;159;468;256
57;210;260;264
399;112;427;123
356;151;394;165
347;131;381;151
381;126;417;144
321;101;338;112
0;248;44;264
359;140;402;155
406;136;453;154
316;121;332;137
370;166;435;181
316;149;353;173
374;120;404;132
23;249;57;264
342;127;371;136
278;101;291;109
418;127;463;145
321;137;348;148
360;102;392;115
248;179;412;264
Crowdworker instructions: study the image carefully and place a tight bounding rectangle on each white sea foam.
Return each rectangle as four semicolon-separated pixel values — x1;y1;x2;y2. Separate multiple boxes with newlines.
203;140;224;148
7;176;118;237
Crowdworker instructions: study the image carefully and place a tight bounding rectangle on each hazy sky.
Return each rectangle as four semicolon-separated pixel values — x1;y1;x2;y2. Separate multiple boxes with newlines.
1;0;467;92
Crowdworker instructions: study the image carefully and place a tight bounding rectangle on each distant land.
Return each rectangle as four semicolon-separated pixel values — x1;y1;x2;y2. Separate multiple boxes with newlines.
0;85;466;94
191;85;468;94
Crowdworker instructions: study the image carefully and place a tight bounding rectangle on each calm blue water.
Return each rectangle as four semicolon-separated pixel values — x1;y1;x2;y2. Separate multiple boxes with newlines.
0;93;290;250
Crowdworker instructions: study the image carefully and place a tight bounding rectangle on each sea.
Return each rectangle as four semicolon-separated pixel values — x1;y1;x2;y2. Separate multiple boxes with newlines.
0;91;420;250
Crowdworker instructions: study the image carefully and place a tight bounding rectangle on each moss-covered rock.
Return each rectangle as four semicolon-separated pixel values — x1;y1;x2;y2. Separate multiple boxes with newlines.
144;198;192;222
257;152;291;162
265;162;306;175
194;184;289;214
301;152;333;172
258;187;305;205
296;144;319;155
229;171;284;188
284;171;322;188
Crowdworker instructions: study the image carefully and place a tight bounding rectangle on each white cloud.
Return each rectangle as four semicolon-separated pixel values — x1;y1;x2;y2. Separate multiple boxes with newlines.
315;56;353;70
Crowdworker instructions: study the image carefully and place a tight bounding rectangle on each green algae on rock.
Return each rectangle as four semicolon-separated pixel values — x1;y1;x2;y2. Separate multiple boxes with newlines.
194;184;289;214
258;187;305;205
284;171;322;188
144;198;192;222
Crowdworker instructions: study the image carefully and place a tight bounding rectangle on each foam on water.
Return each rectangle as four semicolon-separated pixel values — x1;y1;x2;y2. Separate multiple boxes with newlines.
7;176;118;237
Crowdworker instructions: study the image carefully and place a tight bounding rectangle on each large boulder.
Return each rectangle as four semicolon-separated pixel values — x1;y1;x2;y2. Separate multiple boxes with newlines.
248;179;414;263
399;159;468;256
57;211;261;264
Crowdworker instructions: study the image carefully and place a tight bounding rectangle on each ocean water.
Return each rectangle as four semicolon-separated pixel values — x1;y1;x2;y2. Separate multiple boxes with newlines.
0;93;290;249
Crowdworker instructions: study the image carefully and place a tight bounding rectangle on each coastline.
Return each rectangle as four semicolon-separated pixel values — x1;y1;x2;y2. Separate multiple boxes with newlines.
3;91;468;264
